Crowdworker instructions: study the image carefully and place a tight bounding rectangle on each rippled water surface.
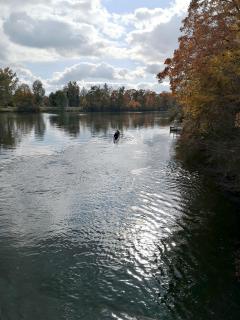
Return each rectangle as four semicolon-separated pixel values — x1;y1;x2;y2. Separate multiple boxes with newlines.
0;112;239;320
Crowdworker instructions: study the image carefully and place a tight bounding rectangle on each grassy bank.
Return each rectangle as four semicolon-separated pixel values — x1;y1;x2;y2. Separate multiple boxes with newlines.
0;107;170;114
0;107;17;112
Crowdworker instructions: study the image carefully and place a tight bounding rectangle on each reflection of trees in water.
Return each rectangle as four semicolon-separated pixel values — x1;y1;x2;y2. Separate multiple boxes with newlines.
49;113;80;137
34;114;46;140
153;167;240;320
82;112;169;133
0;113;45;149
49;112;170;138
0;112;169;149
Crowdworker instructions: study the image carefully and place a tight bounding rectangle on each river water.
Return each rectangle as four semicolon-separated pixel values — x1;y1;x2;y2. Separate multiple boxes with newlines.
0;112;239;320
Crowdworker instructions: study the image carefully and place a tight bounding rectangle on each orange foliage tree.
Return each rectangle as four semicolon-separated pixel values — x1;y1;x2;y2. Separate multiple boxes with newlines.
158;0;240;136
158;0;240;189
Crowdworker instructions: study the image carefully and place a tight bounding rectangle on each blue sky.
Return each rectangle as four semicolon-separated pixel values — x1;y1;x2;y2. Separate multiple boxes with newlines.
0;0;190;93
102;0;170;13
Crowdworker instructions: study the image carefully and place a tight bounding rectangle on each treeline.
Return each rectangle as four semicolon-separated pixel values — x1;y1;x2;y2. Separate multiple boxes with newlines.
0;67;178;112
49;83;177;112
158;0;240;193
0;68;45;112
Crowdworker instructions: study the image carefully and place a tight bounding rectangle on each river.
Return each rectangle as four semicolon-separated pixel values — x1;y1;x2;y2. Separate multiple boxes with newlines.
0;112;239;320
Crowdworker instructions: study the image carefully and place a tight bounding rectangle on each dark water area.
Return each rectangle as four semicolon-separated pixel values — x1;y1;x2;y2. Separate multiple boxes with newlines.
0;112;239;320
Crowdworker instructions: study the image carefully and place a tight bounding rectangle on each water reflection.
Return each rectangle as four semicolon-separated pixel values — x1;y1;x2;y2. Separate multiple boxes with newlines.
0;113;45;150
0;112;239;320
0;112;169;151
49;113;81;137
49;112;169;138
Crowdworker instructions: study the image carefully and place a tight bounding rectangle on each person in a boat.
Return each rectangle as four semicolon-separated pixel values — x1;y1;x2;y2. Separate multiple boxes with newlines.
114;130;120;140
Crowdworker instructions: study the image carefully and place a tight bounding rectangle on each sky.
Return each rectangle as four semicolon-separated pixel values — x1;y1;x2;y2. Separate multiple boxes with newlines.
0;0;191;93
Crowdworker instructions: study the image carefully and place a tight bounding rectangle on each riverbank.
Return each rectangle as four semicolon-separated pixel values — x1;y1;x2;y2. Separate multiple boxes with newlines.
0;106;81;113
0;106;170;114
0;107;17;112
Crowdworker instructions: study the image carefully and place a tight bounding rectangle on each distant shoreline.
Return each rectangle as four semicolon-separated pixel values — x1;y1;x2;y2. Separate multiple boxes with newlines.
0;107;169;114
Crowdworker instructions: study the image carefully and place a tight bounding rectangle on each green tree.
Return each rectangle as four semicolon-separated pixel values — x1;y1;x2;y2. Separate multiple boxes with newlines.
0;67;18;107
111;87;125;111
64;81;80;108
85;86;103;111
101;83;111;110
79;87;88;110
49;90;68;110
32;80;45;106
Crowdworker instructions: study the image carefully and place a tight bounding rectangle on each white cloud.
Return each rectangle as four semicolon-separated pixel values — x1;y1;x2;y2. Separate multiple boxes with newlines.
3;12;107;57
137;81;170;92
51;62;119;84
118;7;173;30
55;0;125;39
0;0;126;62
49;62;148;85
1;0;189;63
3;62;168;94
127;14;184;63
173;0;191;13
145;63;163;74
0;0;191;91
12;65;39;85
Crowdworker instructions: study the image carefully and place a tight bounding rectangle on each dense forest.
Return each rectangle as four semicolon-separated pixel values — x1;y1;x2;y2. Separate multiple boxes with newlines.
158;0;240;193
0;68;178;113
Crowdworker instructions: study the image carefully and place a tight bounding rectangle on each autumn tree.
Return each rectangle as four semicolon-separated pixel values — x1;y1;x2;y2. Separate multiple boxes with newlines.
109;87;125;111
145;91;156;110
158;0;240;134
14;84;38;112
128;100;141;110
158;0;240;190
